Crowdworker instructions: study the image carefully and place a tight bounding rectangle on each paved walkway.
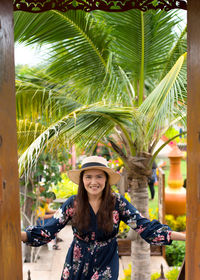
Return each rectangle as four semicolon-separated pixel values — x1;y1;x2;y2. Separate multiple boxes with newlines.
23;226;169;280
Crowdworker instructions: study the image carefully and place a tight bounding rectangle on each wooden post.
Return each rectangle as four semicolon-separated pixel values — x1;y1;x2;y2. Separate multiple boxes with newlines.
0;0;23;279
157;168;165;258
177;258;185;280
158;168;165;224
187;1;200;279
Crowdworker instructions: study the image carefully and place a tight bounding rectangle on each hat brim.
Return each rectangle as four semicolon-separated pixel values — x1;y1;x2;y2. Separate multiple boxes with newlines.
68;166;121;186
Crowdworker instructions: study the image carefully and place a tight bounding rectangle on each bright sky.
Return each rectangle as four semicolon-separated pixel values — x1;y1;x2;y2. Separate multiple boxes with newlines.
14;43;45;66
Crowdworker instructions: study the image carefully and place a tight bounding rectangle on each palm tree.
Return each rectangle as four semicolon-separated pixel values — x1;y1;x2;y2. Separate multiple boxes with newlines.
14;9;187;280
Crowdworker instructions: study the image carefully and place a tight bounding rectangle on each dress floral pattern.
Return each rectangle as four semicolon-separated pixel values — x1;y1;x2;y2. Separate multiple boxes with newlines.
25;193;172;279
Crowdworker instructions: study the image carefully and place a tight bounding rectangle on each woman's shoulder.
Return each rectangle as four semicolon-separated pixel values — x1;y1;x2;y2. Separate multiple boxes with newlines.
112;192;127;204
63;195;77;207
112;192;132;209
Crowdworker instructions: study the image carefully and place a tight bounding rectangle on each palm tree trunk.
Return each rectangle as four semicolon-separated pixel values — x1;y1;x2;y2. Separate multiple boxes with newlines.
126;155;152;280
131;238;150;280
129;179;151;280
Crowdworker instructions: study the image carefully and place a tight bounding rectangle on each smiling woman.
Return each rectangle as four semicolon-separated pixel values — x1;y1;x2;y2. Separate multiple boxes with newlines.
21;155;185;280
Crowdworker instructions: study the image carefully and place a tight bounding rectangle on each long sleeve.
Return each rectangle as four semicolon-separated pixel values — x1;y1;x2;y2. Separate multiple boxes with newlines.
25;195;75;247
117;194;172;245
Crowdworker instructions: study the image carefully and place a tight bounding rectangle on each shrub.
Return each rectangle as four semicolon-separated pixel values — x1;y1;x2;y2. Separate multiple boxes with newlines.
176;216;186;232
118;192;131;238
118;221;130;239
121;264;180;280
151;272;160;280
52;173;78;198
149;207;158;221
165;215;177;230
166;267;180;280
165;241;185;266
151;267;180;280
121;263;131;280
165;214;186;232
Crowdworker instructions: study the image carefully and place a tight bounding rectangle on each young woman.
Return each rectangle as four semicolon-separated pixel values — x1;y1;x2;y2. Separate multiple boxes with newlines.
21;156;185;280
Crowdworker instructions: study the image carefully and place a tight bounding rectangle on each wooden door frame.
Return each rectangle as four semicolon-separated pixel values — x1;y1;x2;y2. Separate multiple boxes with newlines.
187;1;200;279
0;1;23;279
0;1;200;279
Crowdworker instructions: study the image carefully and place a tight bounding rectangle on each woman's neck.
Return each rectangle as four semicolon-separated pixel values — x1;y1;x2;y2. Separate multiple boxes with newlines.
88;195;102;215
88;194;102;203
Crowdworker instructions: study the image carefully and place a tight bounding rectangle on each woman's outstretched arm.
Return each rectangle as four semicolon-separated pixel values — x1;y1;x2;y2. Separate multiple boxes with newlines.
171;231;186;241
21;231;28;242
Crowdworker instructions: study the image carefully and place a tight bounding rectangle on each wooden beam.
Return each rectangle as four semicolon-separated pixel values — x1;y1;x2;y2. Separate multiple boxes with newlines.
177;258;185;280
0;0;23;279
187;1;200;279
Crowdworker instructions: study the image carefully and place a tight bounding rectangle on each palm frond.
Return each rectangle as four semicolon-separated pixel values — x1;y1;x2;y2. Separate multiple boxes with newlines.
161;25;187;80
18;103;140;176
17;120;46;156
16;69;82;122
97;10;183;92
139;53;187;140
149;113;186;154
14;10;111;97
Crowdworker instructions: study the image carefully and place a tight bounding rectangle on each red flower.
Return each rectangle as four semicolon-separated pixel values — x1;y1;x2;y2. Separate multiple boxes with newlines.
91;271;99;280
41;230;50;238
73;245;82;260
152;235;165;243
66;207;74;217
135;225;146;234
62;267;70;279
91;232;95;240
113;210;119;224
167;231;172;243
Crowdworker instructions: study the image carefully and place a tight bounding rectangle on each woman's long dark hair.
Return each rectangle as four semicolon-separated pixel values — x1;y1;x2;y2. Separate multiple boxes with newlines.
72;170;116;233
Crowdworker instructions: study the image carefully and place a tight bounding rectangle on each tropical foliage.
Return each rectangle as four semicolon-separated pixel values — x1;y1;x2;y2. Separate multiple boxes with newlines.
52;173;78;198
165;241;185;266
20;151;63;261
14;9;187;171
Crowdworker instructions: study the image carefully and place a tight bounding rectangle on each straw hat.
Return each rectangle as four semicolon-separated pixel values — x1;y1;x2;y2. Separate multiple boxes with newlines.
68;156;121;185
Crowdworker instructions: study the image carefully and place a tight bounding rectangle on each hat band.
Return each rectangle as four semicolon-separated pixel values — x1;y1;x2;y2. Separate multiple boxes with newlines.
81;162;107;169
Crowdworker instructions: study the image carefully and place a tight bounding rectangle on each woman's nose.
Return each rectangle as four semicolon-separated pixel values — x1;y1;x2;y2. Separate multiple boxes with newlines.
91;177;97;184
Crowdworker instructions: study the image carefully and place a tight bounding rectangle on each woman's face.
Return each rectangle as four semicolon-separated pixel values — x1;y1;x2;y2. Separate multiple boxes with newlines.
83;169;107;198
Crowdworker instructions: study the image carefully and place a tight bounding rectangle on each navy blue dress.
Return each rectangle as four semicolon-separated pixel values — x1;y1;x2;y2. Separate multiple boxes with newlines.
25;193;172;280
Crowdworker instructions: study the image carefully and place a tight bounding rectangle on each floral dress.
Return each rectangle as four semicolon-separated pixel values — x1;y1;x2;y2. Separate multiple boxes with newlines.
25;193;172;280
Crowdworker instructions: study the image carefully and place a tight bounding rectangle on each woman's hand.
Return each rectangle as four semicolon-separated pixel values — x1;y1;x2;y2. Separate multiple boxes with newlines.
21;231;28;242
171;231;186;241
